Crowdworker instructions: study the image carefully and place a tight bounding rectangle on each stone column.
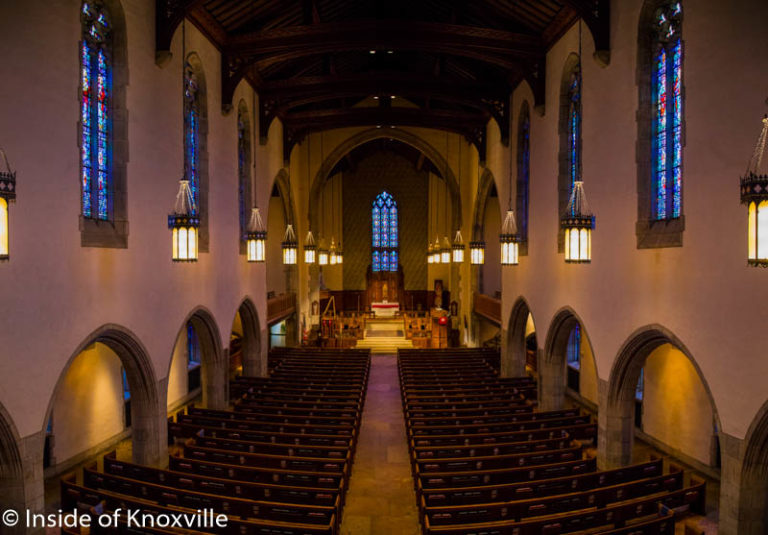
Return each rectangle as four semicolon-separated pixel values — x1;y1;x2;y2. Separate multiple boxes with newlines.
204;350;229;410
10;432;45;535
717;433;745;535
596;379;633;469
538;357;565;411
132;377;168;468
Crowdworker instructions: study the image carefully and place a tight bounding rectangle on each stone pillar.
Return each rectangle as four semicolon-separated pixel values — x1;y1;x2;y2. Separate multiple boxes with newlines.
259;326;269;377
204;351;229;410
538;357;565;411
132;378;168;468
8;432;45;534
717;433;745;535
596;379;633;469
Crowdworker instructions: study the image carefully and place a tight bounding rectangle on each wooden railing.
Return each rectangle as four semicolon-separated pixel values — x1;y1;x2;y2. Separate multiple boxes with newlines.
474;292;501;325
267;292;296;325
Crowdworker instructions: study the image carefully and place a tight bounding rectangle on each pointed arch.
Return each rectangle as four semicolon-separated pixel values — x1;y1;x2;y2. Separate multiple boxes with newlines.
602;324;722;469
236;297;264;377
503;296;536;377
46;324;163;467
171;307;227;410
308;128;462;235
0;401;25;516
738;399;768;534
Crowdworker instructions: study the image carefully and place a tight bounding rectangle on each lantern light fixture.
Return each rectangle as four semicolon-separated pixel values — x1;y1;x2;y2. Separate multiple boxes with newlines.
304;230;316;264
329;238;338;265
500;209;520;266
452;229;465;263
0;149;16;260
282;223;297;265
427;241;434;264
431;235;441;264
561;181;595;263
246;207;266;262
169;179;199;262
318;238;329;266
336;242;343;265
741;114;768;267
440;236;451;264
470;240;485;265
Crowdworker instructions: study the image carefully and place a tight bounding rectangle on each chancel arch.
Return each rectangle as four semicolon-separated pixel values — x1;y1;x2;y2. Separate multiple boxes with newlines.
44;325;163;472
601;325;722;477
308;128;462;236
541;308;598;412
167;307;227;411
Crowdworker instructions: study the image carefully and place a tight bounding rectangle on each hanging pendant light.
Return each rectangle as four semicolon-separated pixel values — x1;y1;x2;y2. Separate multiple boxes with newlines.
169;179;199;262
561;181;594;263
440;236;451;264
246;207;266;262
452;230;465;263
169;20;198;263
741;114;768;267
304;230;316;264
430;235;440;263
470;240;485;265
0;149;16;260
336;242;343;264
318;238;329;265
282;223;297;264
427;241;434;264
329;237;337;265
500;210;520;266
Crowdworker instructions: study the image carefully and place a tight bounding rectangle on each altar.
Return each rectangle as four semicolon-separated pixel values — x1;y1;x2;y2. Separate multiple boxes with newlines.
371;301;400;317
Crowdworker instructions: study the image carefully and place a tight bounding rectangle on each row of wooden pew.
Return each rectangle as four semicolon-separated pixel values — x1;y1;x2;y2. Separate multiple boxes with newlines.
398;348;706;535
61;348;371;534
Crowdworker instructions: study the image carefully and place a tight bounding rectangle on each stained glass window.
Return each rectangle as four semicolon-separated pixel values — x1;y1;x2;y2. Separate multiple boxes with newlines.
652;2;683;220
184;67;200;213
237;112;248;240
371;191;398;272
518;105;530;241
567;68;581;209
187;323;201;369
80;1;112;220
566;324;581;369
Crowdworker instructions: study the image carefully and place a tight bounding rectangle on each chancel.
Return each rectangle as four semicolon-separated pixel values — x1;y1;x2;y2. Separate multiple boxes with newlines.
2;1;768;535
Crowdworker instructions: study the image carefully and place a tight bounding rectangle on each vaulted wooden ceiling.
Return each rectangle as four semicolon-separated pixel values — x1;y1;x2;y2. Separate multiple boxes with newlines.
156;0;610;161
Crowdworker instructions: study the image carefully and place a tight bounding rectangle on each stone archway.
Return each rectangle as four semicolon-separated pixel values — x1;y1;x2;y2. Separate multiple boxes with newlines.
308;128;463;235
171;307;227;410
502;297;535;378
732;400;768;534
236;297;264;378
47;324;165;467
601;325;722;470
0;401;26;530
541;307;597;411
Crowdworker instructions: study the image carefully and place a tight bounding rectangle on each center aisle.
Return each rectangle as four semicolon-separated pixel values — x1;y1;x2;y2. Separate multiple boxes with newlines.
340;354;421;535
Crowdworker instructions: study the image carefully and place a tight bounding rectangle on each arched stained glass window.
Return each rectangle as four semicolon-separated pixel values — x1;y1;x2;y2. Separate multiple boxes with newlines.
237;103;251;242
184;66;201;213
372;191;398;272
566;324;581;369
516;103;531;245
80;0;112;220
652;2;683;220
567;68;581;198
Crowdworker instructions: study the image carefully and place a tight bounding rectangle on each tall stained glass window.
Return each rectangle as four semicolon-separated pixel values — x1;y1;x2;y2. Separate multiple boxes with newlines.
566;324;581;369
237;109;249;240
80;1;112;220
517;104;531;243
652;2;682;220
371;191;398;272
185;65;200;213
567;67;581;206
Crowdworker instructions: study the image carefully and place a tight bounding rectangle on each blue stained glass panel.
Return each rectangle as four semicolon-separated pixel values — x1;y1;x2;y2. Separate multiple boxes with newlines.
371;192;398;272
81;42;93;218
389;251;398;272
372;251;381;272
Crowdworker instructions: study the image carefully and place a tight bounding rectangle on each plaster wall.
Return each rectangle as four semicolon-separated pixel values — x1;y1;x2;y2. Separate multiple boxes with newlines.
166;329;188;409
0;0;279;439
495;0;768;439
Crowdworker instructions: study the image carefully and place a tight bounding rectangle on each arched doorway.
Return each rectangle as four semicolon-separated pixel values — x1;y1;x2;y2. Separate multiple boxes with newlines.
167;308;227;411
503;297;537;377
541;308;598;411
602;325;722;473
232;298;263;378
44;325;163;471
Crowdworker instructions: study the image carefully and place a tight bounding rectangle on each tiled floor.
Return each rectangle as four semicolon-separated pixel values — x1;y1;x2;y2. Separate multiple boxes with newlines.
339;355;421;535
